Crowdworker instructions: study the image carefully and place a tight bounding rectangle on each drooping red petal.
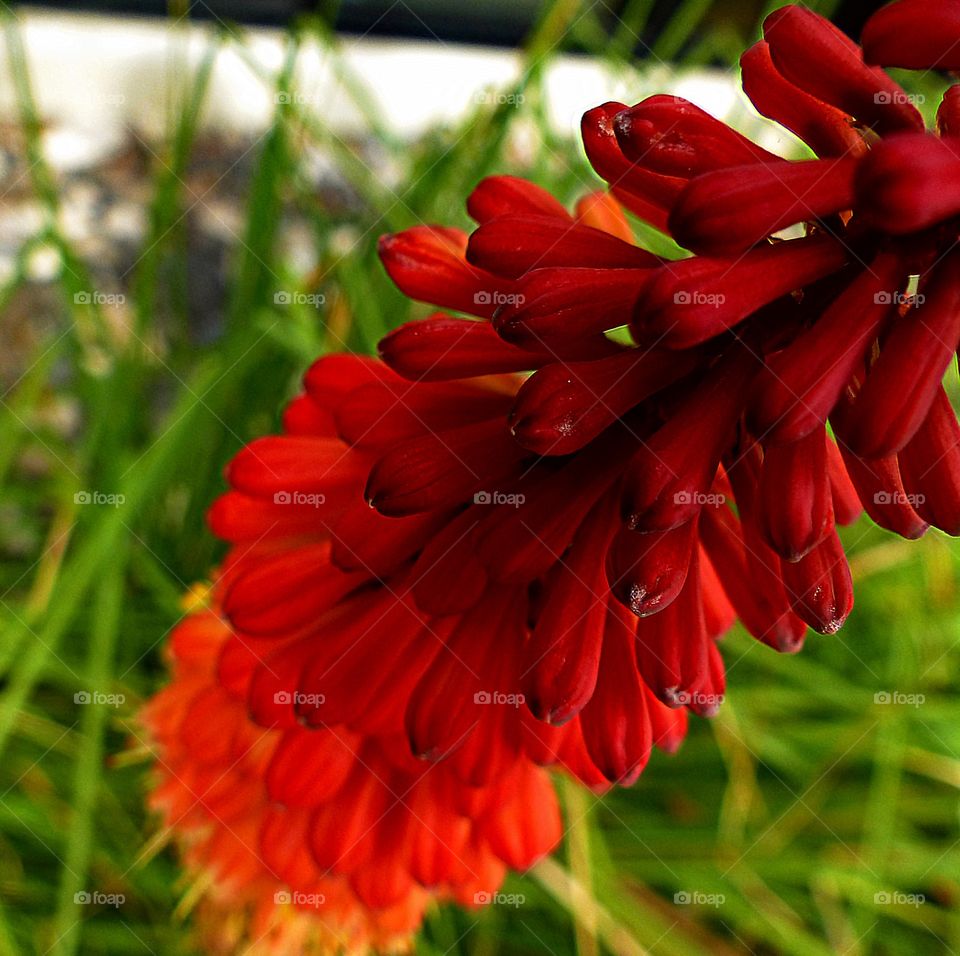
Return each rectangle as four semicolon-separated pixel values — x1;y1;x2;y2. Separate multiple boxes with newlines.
467;215;657;277
700;503;806;652
757;426;834;562
302;353;396;405
334;378;513;448
748;252;905;443
837;445;928;540
780;528;853;634
365;417;529;517
827;439;863;526
740;40;868;159
480;760;563;870
510;346;699;456
448;674;524;787
856;133;960;235
246;634;319;729
410;509;489;616
704;455;809;651
473;435;626;582
208;490;330;543
621;344;757;532
309;767;388;872
633;552;710;705
493;266;652;351
632;234;849;349
700;545;737;638
646;686;688;753
350;810;420;909
330;505;447;577
466;175;572;223
840;250;960;458
606;521;697;618
226;435;364;500
405;589;523;761
296;599;444;735
223;543;366;637
378;226;511;318
378;314;546;381
613;95;784;176
404;776;472;888
265;728;358;807
862;0;960;71
522;499;617;724
581;103;686;232
669;158;857;256
282;393;337;437
899;387;960;536
763;5;924;135
579;602;653;786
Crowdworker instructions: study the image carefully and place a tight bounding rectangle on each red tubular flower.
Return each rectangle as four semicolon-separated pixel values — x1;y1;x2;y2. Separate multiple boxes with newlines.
143;594;566;954
150;16;960;908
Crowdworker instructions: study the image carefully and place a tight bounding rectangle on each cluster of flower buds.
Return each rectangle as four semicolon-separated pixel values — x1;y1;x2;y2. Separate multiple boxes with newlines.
144;0;960;949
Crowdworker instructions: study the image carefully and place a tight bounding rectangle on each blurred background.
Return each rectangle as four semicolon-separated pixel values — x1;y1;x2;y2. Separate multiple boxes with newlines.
1;1;959;954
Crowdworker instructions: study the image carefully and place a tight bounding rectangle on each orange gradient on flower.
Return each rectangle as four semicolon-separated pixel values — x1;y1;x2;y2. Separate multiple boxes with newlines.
141;593;563;954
